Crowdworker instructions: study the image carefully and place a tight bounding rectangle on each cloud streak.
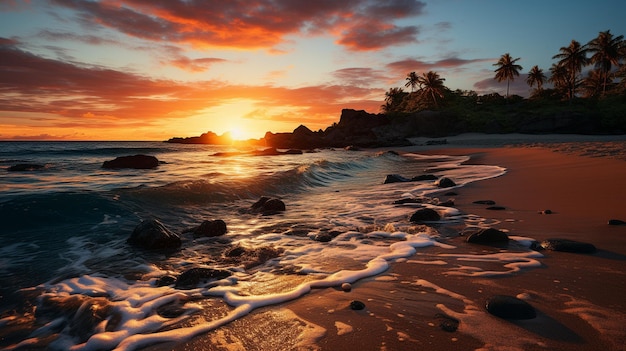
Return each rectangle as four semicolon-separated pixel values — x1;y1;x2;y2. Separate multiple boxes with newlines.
49;0;427;51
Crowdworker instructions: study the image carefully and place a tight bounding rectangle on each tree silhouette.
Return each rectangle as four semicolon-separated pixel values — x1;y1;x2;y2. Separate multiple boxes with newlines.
587;30;625;95
493;53;522;98
405;72;419;92
417;71;446;108
552;40;589;100
526;65;546;95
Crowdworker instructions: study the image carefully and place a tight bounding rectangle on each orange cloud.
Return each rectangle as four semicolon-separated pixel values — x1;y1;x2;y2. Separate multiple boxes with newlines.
0;38;384;138
50;0;427;51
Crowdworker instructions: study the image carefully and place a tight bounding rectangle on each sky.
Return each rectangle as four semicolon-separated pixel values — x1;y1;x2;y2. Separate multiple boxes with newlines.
1;0;625;141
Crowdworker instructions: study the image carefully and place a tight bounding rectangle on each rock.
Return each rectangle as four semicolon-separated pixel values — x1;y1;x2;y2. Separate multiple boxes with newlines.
156;275;177;287
8;163;46;171
608;219;626;226
444;191;458;196
222;245;283;269
350;300;365;310
127;219;181;250
539;238;596;254
412;174;439;181
102;154;159;169
251;197;286;215
539;209;553;214
175;267;232;289
313;232;333;242
486;206;506;210
394;198;422;204
437;177;456;188
191;219;227;237
435;313;459;332
465;228;509;244
341;283;352;292
473;200;496;205
409;208;441;222
384;174;411;184
486;295;536;319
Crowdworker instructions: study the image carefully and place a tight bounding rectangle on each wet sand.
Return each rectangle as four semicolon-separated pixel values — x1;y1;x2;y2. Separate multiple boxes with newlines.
155;143;626;351
286;145;626;351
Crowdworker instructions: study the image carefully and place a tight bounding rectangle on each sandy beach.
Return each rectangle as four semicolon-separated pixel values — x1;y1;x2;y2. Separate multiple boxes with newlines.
136;139;626;351
284;144;626;351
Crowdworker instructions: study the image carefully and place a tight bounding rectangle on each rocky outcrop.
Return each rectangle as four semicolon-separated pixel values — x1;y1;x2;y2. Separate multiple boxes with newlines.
128;218;181;250
102;155;159;169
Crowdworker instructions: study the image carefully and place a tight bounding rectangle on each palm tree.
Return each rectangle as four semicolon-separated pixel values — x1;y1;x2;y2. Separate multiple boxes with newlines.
405;72;419;92
552;40;589;100
526;65;547;94
587;30;625;95
381;87;406;113
417;71;446;108
493;53;522;98
549;63;571;99
581;69;605;98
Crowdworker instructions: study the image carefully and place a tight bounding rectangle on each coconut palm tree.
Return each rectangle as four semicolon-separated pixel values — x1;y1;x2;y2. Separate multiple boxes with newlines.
381;87;407;113
493;53;522;98
549;63;571;99
587;30;625;95
417;71;446;108
552;40;589;100
526;65;547;94
405;71;419;92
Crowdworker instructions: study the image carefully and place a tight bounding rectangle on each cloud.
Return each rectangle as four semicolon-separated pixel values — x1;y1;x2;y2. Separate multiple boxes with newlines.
331;67;388;86
386;57;492;76
473;76;530;96
168;56;228;72
0;39;385;134
49;0;427;51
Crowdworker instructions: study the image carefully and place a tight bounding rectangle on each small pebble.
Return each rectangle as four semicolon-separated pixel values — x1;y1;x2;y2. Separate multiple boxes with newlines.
608;219;626;226
341;283;352;292
350;300;365;310
539;209;552;214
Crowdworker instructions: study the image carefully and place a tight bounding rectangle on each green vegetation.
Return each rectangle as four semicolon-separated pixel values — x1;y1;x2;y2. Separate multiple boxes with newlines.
381;30;626;134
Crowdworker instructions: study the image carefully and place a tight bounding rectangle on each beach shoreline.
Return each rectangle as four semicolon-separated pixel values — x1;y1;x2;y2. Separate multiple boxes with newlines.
146;142;626;351
284;144;626;351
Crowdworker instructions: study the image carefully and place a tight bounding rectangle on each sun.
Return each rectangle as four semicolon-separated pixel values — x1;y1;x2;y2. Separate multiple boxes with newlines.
228;127;248;141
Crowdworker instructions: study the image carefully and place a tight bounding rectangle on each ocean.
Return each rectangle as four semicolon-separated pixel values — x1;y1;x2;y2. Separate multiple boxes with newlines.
0;141;527;350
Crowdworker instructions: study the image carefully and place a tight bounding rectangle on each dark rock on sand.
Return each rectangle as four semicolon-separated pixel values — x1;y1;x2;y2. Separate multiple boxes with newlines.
175;267;232;288
409;208;441;222
539;238;596;254
486;206;506;210
186;219;227;238
486;295;536;319
539;209;553;214
102;154;159;169
444;191;458;196
412;174;439;181
313;232;333;242
156;275;177;287
608;219;626;226
251;197;286;215
8;163;46;171
465;228;509;244
436;177;456;188
384;174;411;184
350;300;366;310
473;200;496;205
128;218;181;250
435;313;459;332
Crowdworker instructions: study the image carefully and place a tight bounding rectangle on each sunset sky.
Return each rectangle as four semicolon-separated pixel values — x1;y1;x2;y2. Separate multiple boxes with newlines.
2;0;625;141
